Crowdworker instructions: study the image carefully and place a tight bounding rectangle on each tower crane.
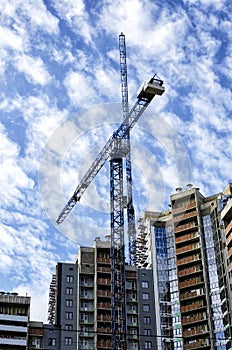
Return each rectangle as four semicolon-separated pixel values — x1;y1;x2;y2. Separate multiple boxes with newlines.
56;34;165;350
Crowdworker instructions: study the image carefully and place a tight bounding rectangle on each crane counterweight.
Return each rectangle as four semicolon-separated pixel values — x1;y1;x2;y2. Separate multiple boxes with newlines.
137;78;165;101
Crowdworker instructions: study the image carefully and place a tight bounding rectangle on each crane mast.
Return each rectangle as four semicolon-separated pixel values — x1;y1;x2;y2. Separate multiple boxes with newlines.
110;33;129;350
119;33;136;267
56;34;165;350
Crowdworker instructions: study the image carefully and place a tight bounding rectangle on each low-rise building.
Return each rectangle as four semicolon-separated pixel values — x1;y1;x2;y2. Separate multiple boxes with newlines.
0;292;30;349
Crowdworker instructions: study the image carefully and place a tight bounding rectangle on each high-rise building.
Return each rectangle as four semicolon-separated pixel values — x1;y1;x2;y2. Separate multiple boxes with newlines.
0;292;30;349
45;237;156;350
136;184;232;350
45;262;78;350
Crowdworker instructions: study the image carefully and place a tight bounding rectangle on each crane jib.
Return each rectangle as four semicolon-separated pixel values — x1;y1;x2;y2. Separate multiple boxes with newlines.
56;78;165;225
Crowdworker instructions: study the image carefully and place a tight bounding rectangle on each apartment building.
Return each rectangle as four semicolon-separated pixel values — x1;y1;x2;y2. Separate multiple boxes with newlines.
136;184;232;350
0;292;30;349
45;237;156;350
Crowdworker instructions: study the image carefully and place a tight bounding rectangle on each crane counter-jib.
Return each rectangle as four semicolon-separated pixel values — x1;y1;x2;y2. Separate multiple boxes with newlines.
56;77;165;225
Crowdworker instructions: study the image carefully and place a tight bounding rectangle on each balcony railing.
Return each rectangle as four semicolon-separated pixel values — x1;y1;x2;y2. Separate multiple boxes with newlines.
173;210;198;223
172;202;196;215
179;277;204;289
97;341;112;348
174;222;198;234
97;258;111;264
178;266;202;277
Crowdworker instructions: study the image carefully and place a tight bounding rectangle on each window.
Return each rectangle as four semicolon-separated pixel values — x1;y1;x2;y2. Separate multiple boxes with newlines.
144;329;151;336
81;301;88;310
48;338;56;346
65;337;72;345
142;293;149;300
130;328;137;335
66;287;73;295
80;289;88;297
65;324;73;331
66;275;74;283
130;316;137;325
129;292;136;300
66;312;73;320
144;316;151;324
81;326;88;333
66;299;73;307
80;314;88;322
145;341;152;349
143;304;150;312
142;281;149;288
81;277;88;286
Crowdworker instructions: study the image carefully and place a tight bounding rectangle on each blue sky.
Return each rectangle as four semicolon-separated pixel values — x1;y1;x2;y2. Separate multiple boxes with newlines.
0;0;231;321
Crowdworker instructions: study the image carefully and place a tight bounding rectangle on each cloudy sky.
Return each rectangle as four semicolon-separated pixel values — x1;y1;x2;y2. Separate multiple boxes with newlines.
0;0;231;322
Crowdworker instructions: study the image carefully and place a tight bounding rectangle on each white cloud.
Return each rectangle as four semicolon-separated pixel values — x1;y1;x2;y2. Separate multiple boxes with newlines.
51;0;92;43
0;0;59;35
183;0;227;9
14;54;52;86
0;123;34;207
64;71;98;106
0;25;24;50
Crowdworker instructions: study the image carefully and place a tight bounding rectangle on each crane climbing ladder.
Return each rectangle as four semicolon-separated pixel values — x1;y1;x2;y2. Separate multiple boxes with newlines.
56;34;165;350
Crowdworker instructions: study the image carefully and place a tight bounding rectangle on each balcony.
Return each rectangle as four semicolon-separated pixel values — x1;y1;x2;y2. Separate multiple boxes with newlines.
80;319;93;325
80;281;94;288
179;277;204;289
0;324;27;332
97;314;111;323
184;340;210;349
174;222;198;234
97;258;111;264
97;278;111;285
80;293;94;300
177;254;201;266
182;327;209;338
178;266;202;278
97;327;111;335
79;345;94;350
180;301;206;313
176;243;200;256
175;232;200;244
97;290;111;298
180;290;205;301
182;314;207;325
127;308;138;314
172;201;196;215
0;314;28;322
80;331;94;337
173;210;198;223
0;338;27;346
97;302;111;309
97;341;112;348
